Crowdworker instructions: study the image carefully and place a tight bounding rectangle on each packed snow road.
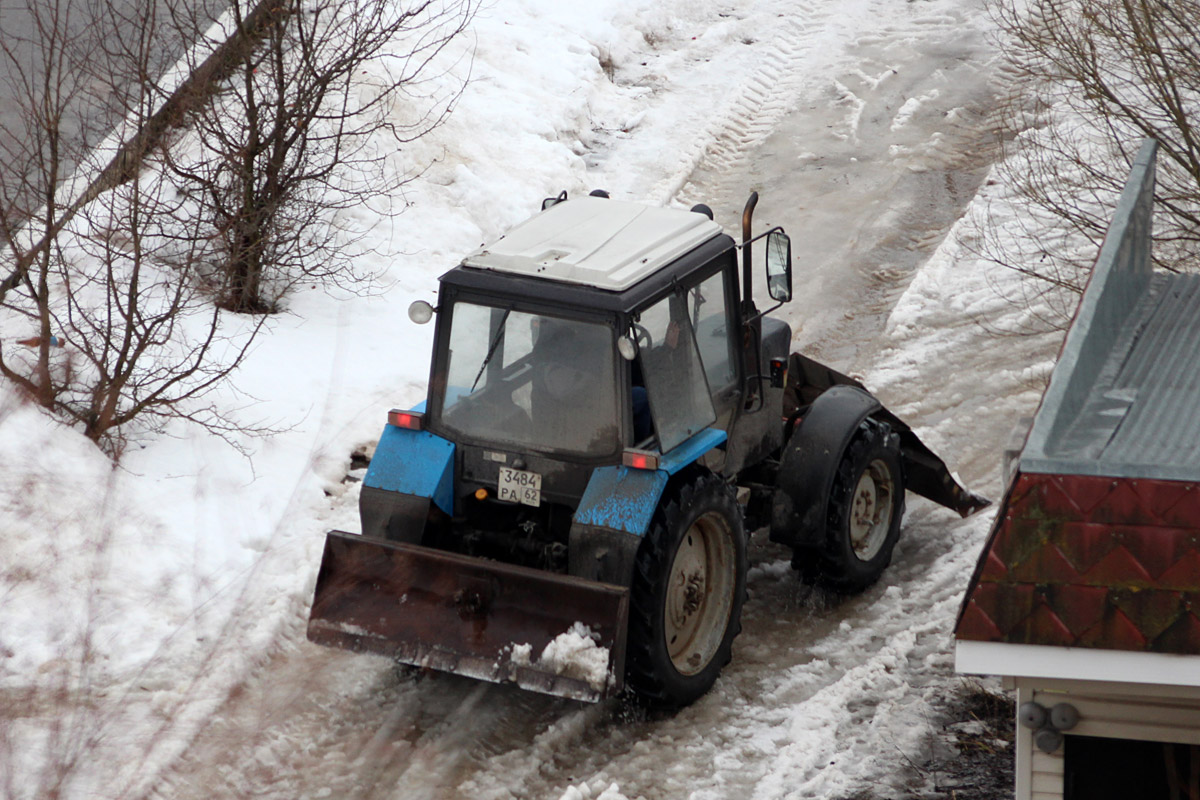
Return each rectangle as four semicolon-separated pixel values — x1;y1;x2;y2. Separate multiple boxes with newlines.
143;1;1039;799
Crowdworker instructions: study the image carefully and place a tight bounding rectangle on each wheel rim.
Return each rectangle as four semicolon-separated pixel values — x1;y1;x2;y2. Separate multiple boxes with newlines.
664;511;736;676
849;458;895;561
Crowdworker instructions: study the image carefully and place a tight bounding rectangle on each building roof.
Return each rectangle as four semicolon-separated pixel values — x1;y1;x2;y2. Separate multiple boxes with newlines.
956;140;1200;681
1022;271;1200;482
1021;140;1200;483
460;196;722;292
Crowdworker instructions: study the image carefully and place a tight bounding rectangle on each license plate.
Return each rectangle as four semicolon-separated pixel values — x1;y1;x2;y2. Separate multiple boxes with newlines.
497;466;542;507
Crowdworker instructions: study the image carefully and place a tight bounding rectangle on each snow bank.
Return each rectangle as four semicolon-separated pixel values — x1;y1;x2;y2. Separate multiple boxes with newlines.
0;0;831;793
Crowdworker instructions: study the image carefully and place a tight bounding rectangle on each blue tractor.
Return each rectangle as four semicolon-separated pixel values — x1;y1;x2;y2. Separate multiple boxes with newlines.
307;192;987;707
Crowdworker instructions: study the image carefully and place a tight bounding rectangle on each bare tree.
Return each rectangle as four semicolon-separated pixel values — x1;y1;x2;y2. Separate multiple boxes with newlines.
984;0;1200;317
168;0;476;313
0;0;476;447
0;0;265;452
0;0;107;402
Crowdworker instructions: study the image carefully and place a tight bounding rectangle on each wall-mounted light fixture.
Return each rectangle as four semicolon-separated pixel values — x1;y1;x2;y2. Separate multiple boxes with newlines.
1018;701;1080;753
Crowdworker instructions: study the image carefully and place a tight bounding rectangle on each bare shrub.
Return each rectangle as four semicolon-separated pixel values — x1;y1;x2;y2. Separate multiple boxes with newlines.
0;0;476;448
0;0;268;452
980;0;1200;327
167;0;477;313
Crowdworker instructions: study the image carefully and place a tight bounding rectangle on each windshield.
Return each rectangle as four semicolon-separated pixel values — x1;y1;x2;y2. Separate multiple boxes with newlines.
436;301;620;457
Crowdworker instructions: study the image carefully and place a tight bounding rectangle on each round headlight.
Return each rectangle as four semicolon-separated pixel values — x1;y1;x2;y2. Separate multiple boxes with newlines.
408;300;435;324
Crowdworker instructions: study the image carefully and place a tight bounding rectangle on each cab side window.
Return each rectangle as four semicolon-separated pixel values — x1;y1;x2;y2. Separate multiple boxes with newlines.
635;292;716;451
689;270;737;393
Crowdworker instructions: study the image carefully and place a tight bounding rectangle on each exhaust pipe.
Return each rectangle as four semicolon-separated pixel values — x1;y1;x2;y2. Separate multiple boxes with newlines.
741;192;759;314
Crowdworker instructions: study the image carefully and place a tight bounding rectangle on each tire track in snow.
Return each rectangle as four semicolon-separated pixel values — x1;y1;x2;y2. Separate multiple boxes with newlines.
646;1;832;207
683;0;1009;369
499;2;1015;798
662;0;1009;213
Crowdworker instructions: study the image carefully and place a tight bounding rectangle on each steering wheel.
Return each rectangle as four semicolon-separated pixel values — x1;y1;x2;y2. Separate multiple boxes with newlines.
632;323;653;350
542;361;587;400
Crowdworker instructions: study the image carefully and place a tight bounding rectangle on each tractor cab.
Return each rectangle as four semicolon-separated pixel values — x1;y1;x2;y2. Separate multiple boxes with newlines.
411;195;793;515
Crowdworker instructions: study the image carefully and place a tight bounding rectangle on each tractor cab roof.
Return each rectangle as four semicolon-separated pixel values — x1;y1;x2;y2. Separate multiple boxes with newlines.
442;196;734;315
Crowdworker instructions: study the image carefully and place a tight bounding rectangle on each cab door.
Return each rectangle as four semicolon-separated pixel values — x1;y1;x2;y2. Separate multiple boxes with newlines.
635;289;717;453
685;266;742;422
633;262;742;454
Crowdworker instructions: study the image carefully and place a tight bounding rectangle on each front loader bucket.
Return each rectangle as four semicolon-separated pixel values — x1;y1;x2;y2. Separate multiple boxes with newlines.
307;531;629;703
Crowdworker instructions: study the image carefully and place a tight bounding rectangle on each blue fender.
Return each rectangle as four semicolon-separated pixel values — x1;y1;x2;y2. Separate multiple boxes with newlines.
572;467;670;537
363;424;455;516
568;428;727;586
573;427;728;537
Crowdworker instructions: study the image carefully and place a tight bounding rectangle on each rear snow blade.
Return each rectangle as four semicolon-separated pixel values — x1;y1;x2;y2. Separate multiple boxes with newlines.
786;352;990;516
307;531;629;703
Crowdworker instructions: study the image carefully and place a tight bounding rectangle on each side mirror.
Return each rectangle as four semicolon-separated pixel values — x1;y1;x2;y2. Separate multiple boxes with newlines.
765;230;792;302
541;190;568;211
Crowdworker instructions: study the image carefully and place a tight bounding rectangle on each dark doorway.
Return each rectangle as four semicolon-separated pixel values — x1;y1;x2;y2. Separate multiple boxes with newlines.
1065;734;1200;799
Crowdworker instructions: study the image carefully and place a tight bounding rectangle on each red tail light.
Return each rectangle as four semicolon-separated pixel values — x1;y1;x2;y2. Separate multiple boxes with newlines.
388;409;424;431
622;449;660;470
769;357;787;388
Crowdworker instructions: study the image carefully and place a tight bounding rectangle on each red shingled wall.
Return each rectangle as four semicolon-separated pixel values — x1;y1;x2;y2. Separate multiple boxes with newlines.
956;472;1200;654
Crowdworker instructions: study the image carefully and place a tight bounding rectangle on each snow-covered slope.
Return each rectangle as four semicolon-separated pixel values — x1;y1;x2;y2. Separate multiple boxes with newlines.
0;0;1071;797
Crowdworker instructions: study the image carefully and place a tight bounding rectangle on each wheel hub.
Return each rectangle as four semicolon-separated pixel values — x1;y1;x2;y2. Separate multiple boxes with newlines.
663;514;736;676
848;459;895;561
669;550;706;629
680;574;704;615
851;477;877;534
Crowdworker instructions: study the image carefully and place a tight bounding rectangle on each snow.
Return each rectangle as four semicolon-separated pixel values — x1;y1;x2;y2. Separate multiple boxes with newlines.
0;0;1095;797
510;642;534;666
559;782;631;800
535;623;612;692
510;624;612;692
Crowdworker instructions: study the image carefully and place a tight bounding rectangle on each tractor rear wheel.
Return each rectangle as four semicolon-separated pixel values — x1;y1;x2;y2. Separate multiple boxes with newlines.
625;471;746;707
810;419;905;593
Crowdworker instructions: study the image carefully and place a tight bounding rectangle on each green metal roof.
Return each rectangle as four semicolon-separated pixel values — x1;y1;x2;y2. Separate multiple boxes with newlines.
1019;140;1200;482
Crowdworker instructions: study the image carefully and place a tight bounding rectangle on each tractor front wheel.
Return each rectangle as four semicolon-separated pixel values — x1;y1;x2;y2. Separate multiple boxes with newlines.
625;472;746;707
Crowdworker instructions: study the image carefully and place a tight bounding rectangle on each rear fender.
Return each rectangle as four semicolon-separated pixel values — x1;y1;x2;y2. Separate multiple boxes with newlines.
568;428;727;585
770;384;881;549
360;424;455;543
777;353;990;521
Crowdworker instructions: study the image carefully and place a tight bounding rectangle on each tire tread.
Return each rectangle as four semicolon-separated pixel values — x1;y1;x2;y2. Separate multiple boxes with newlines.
624;471;746;707
806;419;905;593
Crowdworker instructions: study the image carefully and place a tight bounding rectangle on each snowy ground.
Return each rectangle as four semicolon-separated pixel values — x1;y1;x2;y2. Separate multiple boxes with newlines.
0;0;1075;797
